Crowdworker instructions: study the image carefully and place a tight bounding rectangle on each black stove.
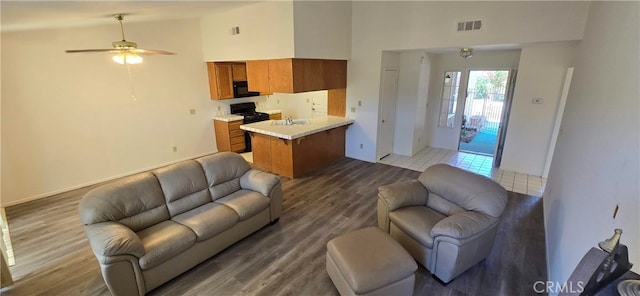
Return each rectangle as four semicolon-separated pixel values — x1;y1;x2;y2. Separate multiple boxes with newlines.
230;102;270;123
230;102;270;152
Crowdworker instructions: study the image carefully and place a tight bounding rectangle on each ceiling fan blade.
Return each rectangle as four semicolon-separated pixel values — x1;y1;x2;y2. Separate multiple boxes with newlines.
128;49;176;55
65;49;119;53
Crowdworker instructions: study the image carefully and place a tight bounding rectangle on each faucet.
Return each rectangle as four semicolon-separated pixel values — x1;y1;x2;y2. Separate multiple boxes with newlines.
285;116;293;125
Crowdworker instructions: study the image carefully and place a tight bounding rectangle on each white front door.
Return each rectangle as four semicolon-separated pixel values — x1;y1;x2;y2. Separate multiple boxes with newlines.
377;68;399;161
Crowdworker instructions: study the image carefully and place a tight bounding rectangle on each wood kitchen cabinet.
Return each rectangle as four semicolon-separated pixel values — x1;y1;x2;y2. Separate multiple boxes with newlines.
245;58;347;94
269;113;282;120
250;125;347;178
206;62;248;100
213;119;246;153
246;60;272;95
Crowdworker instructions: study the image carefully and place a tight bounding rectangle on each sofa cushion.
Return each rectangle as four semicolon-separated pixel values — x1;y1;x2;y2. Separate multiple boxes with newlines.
172;203;239;241
137;221;196;270
214;190;270;221
79;172;170;232
153;160;211;217
196;152;251;201
389;206;446;248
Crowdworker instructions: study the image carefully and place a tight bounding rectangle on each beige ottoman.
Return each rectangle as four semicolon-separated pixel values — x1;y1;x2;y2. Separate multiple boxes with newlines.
326;227;418;296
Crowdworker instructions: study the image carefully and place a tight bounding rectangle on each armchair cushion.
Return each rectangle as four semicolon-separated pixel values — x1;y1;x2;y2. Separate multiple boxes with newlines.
389;206;447;248
431;211;498;240
378;180;429;212
85;222;145;259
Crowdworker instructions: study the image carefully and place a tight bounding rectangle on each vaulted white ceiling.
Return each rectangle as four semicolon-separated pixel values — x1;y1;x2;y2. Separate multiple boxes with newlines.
1;1;258;32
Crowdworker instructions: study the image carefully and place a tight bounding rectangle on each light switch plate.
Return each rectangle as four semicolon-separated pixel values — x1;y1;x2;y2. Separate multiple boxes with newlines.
351;107;356;113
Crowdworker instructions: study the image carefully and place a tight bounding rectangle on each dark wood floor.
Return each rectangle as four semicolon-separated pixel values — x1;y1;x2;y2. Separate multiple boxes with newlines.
1;157;547;296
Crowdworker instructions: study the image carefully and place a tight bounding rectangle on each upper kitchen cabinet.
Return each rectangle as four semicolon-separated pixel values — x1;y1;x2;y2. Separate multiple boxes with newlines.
246;58;347;94
246;60;272;95
207;62;248;100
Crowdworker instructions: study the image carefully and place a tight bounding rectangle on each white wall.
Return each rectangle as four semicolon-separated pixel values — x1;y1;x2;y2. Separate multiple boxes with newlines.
501;44;575;176
265;91;328;119
393;51;430;156
425;50;522;151
293;1;351;60
1;19;223;206
412;55;431;155
200;1;295;61
348;1;590;162
544;1;639;286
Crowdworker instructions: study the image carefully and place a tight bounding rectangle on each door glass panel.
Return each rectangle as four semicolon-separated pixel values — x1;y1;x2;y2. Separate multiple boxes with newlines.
438;71;461;128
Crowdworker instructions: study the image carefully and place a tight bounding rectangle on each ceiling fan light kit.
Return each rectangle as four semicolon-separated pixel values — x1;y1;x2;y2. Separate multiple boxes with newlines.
65;14;175;65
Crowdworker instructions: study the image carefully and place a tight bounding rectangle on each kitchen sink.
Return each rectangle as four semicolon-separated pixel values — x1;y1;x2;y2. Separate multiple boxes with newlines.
270;119;311;126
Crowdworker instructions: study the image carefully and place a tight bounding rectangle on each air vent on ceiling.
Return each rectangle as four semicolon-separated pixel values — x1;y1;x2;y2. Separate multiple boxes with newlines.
457;20;482;32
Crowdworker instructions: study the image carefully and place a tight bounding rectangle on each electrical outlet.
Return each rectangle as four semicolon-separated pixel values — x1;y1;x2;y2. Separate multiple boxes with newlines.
277;99;280;104
217;106;221;111
190;109;196;115
358;100;362;107
360;143;363;149
306;98;310;103
172;146;178;152
351;107;356;113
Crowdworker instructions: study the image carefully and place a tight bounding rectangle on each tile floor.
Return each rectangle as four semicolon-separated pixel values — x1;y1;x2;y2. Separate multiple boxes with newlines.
378;146;546;197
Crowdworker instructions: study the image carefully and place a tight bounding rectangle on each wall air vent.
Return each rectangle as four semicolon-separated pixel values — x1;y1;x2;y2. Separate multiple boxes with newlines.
457;20;482;32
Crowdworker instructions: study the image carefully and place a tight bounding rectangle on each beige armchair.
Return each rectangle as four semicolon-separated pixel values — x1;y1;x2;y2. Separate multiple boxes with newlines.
377;164;507;283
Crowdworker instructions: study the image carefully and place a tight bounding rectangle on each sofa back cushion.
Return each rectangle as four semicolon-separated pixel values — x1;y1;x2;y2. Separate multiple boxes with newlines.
153;160;211;217
418;164;507;218
196;152;251;201
79;172;170;232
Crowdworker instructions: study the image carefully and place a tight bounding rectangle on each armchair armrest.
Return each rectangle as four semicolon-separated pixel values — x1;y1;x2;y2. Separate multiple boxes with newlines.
431;211;497;240
85;222;145;259
240;169;280;197
377;180;428;233
378;180;429;211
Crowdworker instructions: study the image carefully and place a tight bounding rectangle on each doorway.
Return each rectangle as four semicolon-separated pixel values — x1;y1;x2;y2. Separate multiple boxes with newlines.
458;70;511;157
377;68;399;160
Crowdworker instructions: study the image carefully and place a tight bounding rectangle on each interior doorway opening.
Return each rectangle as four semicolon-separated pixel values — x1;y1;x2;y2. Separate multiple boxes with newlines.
458;70;510;157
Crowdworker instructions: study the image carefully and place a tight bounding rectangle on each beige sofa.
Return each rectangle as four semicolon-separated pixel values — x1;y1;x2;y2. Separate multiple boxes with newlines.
377;164;507;283
79;152;282;295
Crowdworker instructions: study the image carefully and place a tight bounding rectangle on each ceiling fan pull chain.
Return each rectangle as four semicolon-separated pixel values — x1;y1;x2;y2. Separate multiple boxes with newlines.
126;63;138;101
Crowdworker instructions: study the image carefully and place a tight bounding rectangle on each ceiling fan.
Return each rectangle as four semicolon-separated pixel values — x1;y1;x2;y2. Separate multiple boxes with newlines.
65;14;175;64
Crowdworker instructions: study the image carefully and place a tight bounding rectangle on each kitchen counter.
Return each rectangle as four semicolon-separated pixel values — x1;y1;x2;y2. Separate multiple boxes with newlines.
243;116;352;178
240;116;353;140
257;109;282;115
212;114;244;122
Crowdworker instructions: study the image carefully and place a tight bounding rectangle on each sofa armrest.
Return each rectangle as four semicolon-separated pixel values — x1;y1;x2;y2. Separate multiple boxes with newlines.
240;169;282;221
85;222;145;259
378;180;429;212
431;211;497;240
240;169;280;197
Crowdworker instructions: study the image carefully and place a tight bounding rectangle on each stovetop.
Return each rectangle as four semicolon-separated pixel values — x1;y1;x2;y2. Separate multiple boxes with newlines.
230;102;270;123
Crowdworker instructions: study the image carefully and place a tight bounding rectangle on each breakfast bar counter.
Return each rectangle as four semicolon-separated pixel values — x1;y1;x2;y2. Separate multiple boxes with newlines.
241;116;353;178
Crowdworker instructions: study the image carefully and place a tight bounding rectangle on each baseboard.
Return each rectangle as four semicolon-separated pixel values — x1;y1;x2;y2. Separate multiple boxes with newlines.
1;150;218;207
